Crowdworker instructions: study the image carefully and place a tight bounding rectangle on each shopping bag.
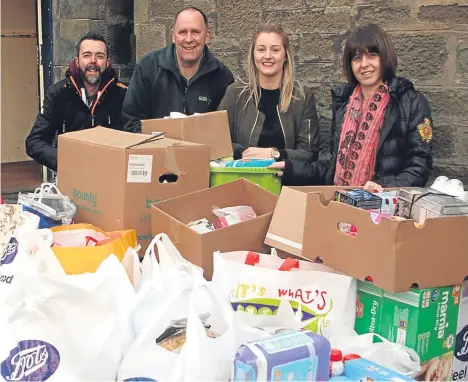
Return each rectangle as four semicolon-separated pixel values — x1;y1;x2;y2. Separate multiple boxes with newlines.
50;223;137;274
212;250;357;338
18;183;76;228
0;239;136;382
119;283;268;382
132;233;206;335
329;332;421;377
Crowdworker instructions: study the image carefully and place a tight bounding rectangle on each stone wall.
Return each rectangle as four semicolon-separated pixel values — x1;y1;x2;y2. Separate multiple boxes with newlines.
136;0;468;182
52;0;134;84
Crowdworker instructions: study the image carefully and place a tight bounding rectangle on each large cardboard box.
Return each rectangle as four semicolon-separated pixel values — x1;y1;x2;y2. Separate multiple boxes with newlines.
141;111;233;160
302;189;468;292
267;186;468;292
151;179;278;279
58;127;210;249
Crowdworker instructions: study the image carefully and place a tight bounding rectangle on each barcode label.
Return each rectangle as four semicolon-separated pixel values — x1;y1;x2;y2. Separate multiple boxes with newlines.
127;155;153;183
131;170;148;176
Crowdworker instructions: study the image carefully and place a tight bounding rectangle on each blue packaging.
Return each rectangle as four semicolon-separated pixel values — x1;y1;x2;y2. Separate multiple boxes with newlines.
329;377;352;381
224;159;276;168
344;358;415;381
233;330;331;381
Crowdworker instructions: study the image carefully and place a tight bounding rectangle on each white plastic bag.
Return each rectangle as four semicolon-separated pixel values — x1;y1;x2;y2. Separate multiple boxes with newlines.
0;239;136;382
212;250;357;338
329;332;421;377
132;233;206;335
119;283;268;382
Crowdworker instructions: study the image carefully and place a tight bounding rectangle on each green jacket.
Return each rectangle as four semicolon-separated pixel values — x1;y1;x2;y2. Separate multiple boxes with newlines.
218;82;320;161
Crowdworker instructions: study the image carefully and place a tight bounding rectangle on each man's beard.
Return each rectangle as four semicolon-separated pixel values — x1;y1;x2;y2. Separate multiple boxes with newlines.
81;64;102;85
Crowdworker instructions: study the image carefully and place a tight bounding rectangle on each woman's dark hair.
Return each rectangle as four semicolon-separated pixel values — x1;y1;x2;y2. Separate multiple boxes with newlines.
342;24;397;85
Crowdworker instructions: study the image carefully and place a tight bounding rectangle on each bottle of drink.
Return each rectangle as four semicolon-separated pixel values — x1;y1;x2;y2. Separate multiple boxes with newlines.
330;349;344;377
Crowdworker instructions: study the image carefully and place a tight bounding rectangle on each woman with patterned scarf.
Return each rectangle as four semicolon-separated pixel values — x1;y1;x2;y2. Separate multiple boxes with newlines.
270;24;433;188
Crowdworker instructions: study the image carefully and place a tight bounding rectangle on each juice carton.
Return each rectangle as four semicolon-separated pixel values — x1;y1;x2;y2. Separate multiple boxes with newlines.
355;281;460;381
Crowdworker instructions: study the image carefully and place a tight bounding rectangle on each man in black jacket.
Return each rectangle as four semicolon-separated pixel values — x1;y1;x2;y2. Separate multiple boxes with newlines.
25;32;127;171
122;7;234;133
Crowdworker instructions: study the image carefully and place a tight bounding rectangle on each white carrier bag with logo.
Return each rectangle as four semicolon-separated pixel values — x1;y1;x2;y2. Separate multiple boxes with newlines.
0;236;136;382
212;250;357;339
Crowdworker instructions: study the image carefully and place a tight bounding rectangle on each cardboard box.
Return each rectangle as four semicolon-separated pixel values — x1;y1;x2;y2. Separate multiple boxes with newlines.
141;111;233;160
151;179;278;279
453;280;468;381
356;281;459;381
57;127;210;249
300;187;468;292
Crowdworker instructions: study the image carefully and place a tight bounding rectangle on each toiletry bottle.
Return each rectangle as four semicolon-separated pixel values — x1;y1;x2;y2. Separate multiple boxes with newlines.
330;349;344;377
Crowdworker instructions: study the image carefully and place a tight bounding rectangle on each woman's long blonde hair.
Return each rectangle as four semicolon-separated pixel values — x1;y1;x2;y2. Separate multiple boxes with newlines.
241;23;303;113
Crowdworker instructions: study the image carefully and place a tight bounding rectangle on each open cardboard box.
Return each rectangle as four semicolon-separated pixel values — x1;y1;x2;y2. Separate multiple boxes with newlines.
267;185;468;292
58;127;210;251
141;110;233;160
151;178;278;279
302;187;468;292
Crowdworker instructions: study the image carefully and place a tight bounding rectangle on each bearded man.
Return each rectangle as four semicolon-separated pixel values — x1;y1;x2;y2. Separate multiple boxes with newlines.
26;32;127;171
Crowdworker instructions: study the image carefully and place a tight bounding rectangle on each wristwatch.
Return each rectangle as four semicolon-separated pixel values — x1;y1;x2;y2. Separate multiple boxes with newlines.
271;147;281;160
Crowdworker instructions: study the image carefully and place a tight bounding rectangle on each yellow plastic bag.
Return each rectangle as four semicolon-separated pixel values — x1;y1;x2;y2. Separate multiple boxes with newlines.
50;223;137;274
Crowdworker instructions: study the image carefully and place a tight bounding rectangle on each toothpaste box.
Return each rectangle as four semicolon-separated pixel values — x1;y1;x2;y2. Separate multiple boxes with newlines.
355;281;460;381
344;358;415;381
232;330;330;381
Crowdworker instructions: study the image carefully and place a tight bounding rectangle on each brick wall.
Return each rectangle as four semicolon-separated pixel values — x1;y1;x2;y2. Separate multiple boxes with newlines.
134;0;468;182
52;0;134;84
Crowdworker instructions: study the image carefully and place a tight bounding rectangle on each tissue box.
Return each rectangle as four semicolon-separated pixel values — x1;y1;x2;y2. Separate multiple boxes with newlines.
344;358;415;381
233;330;331;381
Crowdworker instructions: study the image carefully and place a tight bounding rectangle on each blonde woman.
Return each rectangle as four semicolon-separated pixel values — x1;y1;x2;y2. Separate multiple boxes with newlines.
218;23;320;168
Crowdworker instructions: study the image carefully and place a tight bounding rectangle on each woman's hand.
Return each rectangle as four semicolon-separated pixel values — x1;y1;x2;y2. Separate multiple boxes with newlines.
268;161;285;177
364;181;383;191
242;147;273;159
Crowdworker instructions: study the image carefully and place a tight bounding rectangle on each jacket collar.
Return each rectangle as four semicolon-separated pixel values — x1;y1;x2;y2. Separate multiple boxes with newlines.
159;44;220;82
331;76;416;104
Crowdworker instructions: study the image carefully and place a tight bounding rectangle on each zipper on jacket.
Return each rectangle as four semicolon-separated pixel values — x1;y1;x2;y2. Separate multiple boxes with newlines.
62;121;66;133
108;114;111;124
308;119;311;147
276;106;287;148
249;110;260;146
183;86;188;114
90;78;115;128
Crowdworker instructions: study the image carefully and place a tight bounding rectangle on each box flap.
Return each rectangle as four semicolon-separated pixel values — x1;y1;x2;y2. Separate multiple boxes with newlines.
141;111;233;160
60;126;163;149
265;186;320;257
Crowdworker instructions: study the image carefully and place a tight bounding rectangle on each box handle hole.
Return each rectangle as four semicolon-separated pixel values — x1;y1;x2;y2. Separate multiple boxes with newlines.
337;222;358;236
159;174;178;183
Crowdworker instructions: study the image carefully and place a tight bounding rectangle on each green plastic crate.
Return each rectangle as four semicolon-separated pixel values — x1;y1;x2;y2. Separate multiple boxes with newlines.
210;167;282;195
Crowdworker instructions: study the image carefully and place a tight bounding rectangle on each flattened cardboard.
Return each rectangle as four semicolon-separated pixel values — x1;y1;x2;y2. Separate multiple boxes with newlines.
58;127;210;250
302;189;468;292
151;179;278;279
141;111;233;160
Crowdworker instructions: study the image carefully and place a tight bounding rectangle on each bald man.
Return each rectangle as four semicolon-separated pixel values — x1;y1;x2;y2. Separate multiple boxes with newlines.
123;6;234;133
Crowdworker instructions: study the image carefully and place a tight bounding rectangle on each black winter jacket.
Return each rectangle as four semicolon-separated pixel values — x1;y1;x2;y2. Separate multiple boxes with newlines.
282;77;433;187
122;44;234;133
25;62;127;171
218;82;320;162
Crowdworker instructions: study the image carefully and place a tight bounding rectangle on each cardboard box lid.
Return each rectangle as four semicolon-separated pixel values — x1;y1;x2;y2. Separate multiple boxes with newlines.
302;190;468;292
141;111;233;160
60;126;165;149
